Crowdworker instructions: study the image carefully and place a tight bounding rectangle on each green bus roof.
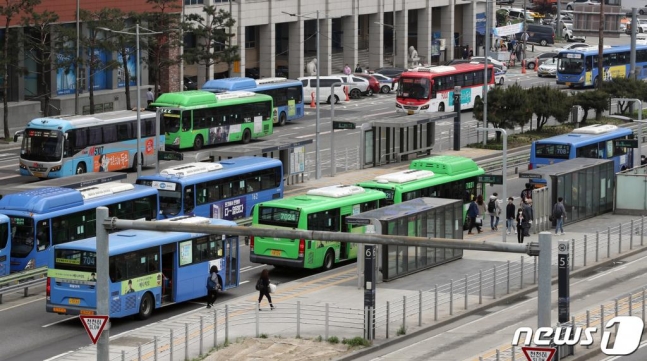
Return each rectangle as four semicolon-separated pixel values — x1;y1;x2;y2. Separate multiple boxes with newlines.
256;185;386;213
151;90;272;109
409;155;481;175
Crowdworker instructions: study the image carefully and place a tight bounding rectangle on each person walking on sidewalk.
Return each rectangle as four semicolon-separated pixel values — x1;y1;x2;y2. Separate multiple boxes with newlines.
505;197;516;235
467;196;483;235
488;193;502;231
206;265;221;308
553;197;567;235
257;269;274;311
516;208;525;243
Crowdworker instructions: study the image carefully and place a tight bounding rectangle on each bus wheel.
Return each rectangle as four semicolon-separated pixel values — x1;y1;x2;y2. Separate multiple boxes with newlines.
137;292;154;320
322;250;335;271
438;103;445;112
279;112;287;126
593;76;600;88
75;163;86;175
242;129;252;144
193;135;204;151
131;153;143;171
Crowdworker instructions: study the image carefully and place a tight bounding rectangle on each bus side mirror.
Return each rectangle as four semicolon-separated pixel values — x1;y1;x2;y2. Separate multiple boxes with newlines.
13;130;23;143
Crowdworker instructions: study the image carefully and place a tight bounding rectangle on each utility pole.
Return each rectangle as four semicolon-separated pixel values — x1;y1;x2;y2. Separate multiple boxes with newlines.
597;0;605;88
631;8;637;80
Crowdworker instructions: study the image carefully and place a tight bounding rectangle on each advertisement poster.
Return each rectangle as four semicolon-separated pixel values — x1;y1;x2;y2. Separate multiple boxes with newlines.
476;13;486;36
120;273;162;295
254;115;262;133
48;268;96;284
179;240;192;266
88;48;109;91
145;138;155;155
290;146;305;174
211;196;246;220
117;47;137;88
208;126;230;145
288;100;296;117
56;56;76;95
93;151;131;172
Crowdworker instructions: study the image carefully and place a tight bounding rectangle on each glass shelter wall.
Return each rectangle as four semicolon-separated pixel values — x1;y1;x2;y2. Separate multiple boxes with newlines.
554;160;614;224
348;197;463;282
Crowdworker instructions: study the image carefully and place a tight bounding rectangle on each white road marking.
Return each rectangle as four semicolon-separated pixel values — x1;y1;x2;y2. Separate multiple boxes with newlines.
0;296;45;312
241;264;267;273
42;316;77;328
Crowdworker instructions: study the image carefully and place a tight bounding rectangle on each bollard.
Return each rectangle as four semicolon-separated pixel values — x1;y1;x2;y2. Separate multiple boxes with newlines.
520;256;524;289
121;350;125;361
607;227;611;258
154;336;158;361
403;296;407;330
310;92;316;108
464;275;468;311
642;216;645;246
225;304;229;343
629;293;633;316
596;231;599;262
386;301;390;339
534;257;537;284
631;219;635;250
434;284;438;321
185;323;189;361
584;235;587;267
420;290;423;326
496;349;500;361
450;279;454;315
325;303;330;340
601;304;605;333
479;270;483;304
512;345;516;361
521;60;526;74
507;260;510;295
170;329;174;360
615;298;619;317
493;265;497;299
255;303;260;337
619;223;623;254
364;307;369;340
297;300;301;338
586;310;590;349
571;239;575;271
200;316;204;356
214;309;218;347
138;344;142;361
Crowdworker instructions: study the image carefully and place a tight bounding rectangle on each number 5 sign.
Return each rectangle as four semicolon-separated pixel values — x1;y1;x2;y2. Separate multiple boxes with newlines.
80;315;109;344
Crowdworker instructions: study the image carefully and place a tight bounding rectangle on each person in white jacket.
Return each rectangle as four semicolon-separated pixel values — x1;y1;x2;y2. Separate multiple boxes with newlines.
488;193;503;231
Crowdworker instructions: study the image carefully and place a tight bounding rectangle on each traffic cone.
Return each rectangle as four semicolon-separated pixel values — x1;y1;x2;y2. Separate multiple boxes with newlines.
344;86;350;102
534;58;538;72
522;60;526;74
310;92;316;108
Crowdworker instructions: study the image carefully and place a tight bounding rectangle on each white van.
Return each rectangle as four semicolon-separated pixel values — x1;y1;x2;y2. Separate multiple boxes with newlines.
299;76;348;104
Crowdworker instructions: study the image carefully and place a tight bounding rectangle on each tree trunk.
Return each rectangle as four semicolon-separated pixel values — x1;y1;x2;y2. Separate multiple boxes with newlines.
2;24;10;140
89;51;95;114
121;45;131;110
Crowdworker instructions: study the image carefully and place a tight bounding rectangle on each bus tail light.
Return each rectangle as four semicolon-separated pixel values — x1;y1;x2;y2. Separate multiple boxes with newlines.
250;236;254;252
298;239;305;258
528;163;533;170
46;277;51;298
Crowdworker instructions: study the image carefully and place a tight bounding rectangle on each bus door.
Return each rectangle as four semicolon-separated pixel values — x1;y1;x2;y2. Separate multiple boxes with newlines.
161;243;175;303
0;221;8;276
340;215;353;260
223;236;239;289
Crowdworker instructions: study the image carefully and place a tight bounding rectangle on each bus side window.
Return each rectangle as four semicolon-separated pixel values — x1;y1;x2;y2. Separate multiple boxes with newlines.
181;111;192;132
37;222;49;252
184;186;195;214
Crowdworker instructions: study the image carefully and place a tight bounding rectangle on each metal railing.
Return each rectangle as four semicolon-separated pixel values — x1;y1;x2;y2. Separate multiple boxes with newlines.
84;215;647;361
0;266;48;304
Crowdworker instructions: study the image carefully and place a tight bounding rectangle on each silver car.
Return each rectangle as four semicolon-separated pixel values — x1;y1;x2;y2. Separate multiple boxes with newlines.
537;58;558;77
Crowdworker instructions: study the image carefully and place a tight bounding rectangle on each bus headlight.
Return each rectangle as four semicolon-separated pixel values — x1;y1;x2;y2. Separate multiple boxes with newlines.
50;165;61;172
578;76;584;82
421;105;429;110
19;163;27;170
173;137;180;145
25;258;35;270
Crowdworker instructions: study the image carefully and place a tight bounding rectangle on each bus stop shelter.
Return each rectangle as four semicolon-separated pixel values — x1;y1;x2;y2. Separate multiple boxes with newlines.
520;158;615;225
361;112;456;168
347;197;463;282
194;139;313;185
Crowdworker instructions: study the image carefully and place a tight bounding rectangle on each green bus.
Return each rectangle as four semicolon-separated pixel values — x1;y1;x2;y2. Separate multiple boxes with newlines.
356;155;485;223
150;90;274;150
250;185;386;270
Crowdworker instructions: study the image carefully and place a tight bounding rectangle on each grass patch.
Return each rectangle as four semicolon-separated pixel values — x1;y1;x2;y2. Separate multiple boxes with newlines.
396;325;407;336
342;337;371;348
314;335;323;342
259;333;268;339
327;336;340;344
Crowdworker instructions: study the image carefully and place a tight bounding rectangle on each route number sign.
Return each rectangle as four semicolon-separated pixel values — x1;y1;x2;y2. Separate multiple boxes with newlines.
80;315;109;344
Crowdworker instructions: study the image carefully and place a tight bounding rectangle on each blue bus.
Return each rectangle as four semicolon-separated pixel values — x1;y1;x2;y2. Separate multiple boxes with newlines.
0;182;159;272
0;214;10;276
15;110;164;178
201;77;304;126
46;216;239;319
529;124;634;173
136;157;284;221
556;45;647;88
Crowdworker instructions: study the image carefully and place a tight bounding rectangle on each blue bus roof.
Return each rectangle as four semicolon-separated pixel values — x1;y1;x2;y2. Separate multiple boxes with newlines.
0;214;8;222
24;110;156;132
202;77;303;93
137;156;283;184
534;127;632;146
559;44;647;56
52;218;236;255
0;184;158;216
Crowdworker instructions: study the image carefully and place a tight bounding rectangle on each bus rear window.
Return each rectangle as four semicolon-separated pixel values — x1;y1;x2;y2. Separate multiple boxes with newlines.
54;249;96;272
534;143;571;159
258;207;300;227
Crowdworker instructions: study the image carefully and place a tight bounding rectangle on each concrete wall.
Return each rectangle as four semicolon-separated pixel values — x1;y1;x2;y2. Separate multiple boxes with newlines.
615;166;647;215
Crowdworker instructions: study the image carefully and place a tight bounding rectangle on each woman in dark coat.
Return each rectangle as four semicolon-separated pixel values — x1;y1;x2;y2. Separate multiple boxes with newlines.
258;269;274;311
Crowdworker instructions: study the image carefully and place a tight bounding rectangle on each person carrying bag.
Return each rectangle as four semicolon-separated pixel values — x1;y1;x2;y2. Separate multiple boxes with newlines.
256;269;275;311
206;265;221;308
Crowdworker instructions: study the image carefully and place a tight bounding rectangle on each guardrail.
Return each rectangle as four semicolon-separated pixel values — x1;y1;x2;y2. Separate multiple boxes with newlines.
0;266;47;304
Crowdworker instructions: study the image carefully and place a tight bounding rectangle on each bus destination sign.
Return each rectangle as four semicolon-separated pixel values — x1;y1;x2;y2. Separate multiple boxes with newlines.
477;174;503;184
614;139;638;148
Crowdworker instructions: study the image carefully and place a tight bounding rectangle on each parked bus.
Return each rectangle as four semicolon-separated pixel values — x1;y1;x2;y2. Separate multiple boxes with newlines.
396;63;495;114
556;44;647;87
0;182;159;272
137;157;283;221
356;155;485;224
149;90;273;151
14;110;162;179
202;77;305;126
46;216;239;319
529;124;634;172
0;214;10;276
250;185;386;270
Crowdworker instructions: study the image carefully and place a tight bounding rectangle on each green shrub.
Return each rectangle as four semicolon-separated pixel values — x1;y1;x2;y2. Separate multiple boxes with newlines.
327;336;340;344
342;337;371;347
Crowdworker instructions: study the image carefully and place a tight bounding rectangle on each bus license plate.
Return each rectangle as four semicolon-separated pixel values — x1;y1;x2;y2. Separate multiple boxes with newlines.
271;250;281;256
565;82;571;86
69;298;81;305
33;172;44;178
407;110;414;115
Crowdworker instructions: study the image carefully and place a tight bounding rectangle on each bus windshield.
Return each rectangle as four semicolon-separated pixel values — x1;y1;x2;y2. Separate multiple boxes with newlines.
21;129;63;162
162;111;181;133
557;57;584;75
137;180;181;216
0;222;8;249
258;206;300;227
54;249;96;273
397;78;431;99
10;216;34;258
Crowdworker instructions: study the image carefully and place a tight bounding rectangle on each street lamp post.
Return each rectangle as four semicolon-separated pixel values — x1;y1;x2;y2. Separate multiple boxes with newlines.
476;127;507;242
374;22;395;67
75;0;80;114
284;10;321;179
180;1;185;91
99;24;162;178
